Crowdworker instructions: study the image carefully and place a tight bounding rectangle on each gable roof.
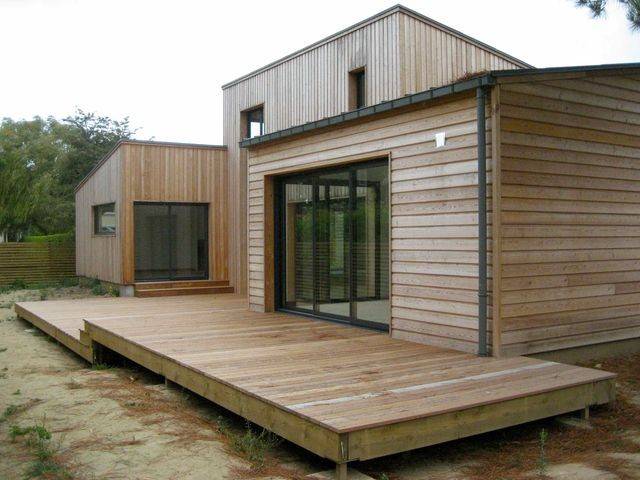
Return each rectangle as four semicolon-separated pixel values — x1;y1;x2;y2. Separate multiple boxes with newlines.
240;62;640;148
222;4;532;89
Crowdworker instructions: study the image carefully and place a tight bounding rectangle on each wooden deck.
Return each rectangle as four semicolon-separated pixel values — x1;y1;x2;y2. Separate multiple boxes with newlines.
15;294;615;473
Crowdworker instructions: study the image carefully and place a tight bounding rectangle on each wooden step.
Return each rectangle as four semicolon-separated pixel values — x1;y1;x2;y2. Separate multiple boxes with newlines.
134;285;235;298
134;280;229;290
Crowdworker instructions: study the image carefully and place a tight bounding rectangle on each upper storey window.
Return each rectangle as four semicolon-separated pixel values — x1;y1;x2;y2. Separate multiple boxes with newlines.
349;68;366;110
245;107;264;139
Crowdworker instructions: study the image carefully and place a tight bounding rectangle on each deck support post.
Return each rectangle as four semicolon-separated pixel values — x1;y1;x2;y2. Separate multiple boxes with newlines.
91;341;104;365
335;462;348;480
580;406;590;420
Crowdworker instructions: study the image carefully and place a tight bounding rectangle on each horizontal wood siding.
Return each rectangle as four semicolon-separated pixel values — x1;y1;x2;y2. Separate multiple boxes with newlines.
498;74;640;355
121;143;229;285
0;243;75;285
226;9;525;295
75;148;122;284
248;94;488;353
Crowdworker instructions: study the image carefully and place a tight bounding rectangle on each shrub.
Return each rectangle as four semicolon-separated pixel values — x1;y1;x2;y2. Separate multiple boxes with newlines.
23;232;74;244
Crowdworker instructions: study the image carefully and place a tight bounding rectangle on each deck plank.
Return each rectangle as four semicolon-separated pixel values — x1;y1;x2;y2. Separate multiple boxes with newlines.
15;293;616;462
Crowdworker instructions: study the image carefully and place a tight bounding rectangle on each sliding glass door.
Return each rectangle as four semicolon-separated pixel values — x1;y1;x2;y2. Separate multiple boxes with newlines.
276;159;389;330
134;202;208;282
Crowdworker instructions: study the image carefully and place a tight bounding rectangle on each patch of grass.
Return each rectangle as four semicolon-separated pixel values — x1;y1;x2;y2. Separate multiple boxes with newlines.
0;278;27;293
10;422;72;479
90;279;107;296
229;422;282;470
91;363;111;371
60;277;79;288
107;286;120;297
1;404;20;423
1;400;40;423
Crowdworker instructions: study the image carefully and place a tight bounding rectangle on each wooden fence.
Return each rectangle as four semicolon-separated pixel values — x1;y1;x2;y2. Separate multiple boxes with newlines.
0;242;76;285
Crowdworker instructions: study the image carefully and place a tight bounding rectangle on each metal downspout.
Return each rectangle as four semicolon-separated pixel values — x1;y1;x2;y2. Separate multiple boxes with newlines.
477;86;489;357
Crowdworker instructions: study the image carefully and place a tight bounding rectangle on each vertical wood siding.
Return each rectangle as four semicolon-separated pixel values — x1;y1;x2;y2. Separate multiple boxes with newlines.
75;148;123;284
120;143;229;284
224;9;524;295
498;74;640;355
247;94;490;353
397;14;522;96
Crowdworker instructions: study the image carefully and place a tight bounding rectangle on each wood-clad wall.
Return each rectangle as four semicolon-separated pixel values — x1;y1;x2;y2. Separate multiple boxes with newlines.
224;8;526;294
75;148;123;284
120;143;229;284
76;142;229;286
398;13;521;96
247;94;490;354
496;73;640;356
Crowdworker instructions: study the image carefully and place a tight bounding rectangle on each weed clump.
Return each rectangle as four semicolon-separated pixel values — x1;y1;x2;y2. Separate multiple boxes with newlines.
9;422;72;479
229;422;282;470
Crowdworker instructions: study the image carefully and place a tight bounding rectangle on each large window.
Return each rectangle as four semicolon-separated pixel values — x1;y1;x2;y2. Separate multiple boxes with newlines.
93;203;116;235
276;159;389;330
244;106;264;139
134;202;209;281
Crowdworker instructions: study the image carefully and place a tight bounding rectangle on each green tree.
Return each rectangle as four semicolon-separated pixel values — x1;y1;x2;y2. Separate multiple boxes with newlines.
576;0;640;31
0;110;137;239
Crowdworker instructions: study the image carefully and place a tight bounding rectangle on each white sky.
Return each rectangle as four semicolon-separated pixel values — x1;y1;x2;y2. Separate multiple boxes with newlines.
1;0;638;144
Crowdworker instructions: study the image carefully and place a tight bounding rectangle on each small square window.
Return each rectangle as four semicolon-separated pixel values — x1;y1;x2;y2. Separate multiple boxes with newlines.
244;107;264;139
93;203;116;235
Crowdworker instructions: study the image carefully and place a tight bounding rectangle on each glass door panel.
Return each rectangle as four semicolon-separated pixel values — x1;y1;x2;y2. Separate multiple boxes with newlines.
354;164;390;325
283;179;314;312
316;170;351;318
134;204;171;281
277;160;389;330
134;203;209;282
171;204;208;280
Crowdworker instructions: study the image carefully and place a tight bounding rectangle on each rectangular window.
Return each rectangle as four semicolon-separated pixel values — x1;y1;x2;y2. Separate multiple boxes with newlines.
134;202;209;281
244;106;264;139
93;203;116;235
349;68;366;110
275;159;389;330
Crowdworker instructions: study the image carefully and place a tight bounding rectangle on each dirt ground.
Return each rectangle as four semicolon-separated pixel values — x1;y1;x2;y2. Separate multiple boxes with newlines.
0;287;639;480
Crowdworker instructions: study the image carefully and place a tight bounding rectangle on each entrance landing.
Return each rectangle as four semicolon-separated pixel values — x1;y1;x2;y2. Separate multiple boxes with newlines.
15;294;615;473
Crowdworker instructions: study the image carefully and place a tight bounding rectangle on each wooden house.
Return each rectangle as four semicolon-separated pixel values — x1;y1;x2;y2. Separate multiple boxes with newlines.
75;140;232;297
28;5;640;478
74;4;640;358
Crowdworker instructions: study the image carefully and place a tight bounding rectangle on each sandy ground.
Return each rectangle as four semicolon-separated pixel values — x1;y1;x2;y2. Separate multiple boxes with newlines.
0;287;639;480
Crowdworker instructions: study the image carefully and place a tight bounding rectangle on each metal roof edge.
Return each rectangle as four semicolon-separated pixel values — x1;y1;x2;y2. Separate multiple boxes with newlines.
240;74;494;148
240;61;640;149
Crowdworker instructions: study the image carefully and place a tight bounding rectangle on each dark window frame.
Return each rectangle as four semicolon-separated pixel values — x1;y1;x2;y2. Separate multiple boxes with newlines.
274;158;389;332
349;67;366;110
93;203;116;236
243;106;264;139
133;201;210;282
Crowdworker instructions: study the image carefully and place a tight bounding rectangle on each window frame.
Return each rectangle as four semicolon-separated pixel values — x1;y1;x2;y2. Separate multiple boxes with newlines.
349;67;366;110
93;203;117;236
243;105;265;139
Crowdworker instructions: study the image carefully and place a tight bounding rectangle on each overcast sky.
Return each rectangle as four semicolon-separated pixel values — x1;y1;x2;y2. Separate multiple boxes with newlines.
1;0;638;144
